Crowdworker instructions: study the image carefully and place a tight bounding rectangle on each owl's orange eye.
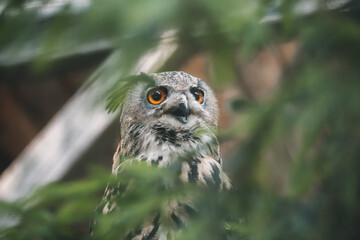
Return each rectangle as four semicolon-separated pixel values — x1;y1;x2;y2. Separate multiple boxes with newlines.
191;88;204;104
147;88;166;105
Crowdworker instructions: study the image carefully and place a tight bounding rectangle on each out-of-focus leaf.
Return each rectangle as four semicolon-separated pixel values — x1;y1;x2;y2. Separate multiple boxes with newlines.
106;72;155;113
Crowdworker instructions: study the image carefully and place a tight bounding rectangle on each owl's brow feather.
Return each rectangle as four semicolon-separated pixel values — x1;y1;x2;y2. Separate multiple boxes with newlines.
149;84;200;92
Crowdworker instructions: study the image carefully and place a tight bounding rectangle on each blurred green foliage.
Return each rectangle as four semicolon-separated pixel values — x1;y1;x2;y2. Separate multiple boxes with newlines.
1;0;360;239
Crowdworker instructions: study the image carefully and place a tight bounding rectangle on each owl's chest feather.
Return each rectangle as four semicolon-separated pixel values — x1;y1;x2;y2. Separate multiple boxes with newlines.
118;123;230;190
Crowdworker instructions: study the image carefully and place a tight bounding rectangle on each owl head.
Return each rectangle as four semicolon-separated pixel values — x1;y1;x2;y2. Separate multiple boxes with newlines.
120;71;219;133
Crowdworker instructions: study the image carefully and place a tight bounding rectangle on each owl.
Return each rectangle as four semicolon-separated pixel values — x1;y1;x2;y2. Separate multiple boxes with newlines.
91;71;231;239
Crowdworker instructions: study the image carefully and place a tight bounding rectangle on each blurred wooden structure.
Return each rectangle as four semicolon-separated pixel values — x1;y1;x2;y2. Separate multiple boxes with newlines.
0;37;177;201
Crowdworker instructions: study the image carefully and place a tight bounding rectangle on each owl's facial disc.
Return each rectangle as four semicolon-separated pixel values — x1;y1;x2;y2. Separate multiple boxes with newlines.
146;85;203;125
143;74;217;128
147;88;192;124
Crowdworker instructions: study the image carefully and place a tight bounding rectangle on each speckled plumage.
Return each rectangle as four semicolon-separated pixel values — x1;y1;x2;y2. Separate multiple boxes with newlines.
91;71;231;239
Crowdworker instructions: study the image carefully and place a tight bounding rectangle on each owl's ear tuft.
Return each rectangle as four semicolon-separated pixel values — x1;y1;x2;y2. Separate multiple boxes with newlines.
106;73;155;113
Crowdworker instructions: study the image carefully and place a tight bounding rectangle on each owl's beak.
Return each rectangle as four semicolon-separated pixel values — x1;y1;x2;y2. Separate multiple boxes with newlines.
169;102;189;124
